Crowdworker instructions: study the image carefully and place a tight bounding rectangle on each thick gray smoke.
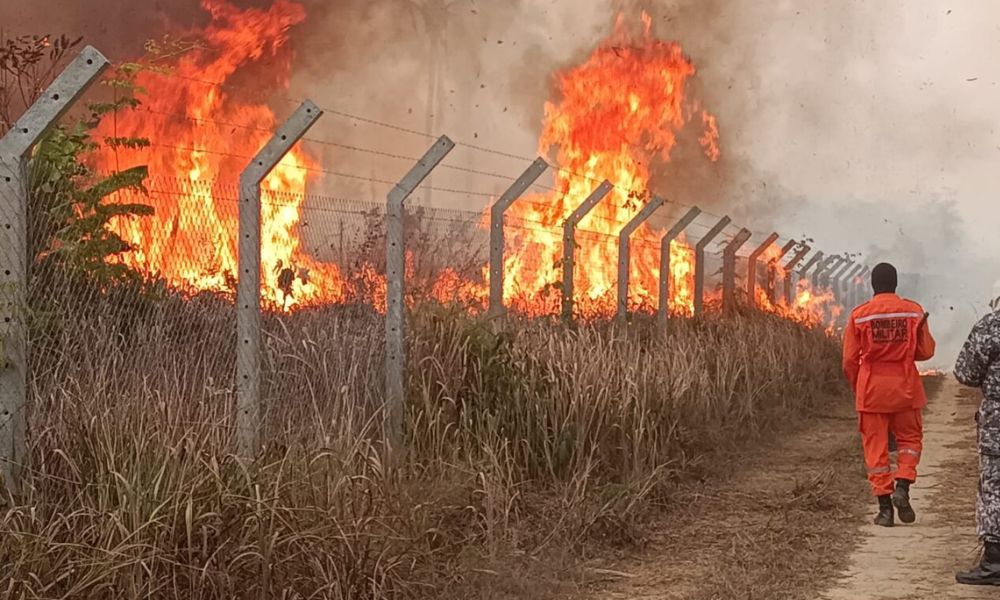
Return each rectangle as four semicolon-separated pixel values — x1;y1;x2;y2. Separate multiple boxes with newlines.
8;0;997;365
616;0;1000;367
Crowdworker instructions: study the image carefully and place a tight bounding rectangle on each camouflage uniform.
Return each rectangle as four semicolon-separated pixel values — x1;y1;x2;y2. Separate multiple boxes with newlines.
955;310;1000;543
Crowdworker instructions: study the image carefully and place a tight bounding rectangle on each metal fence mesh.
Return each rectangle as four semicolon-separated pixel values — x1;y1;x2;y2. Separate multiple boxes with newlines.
5;101;839;467
17;163;508;451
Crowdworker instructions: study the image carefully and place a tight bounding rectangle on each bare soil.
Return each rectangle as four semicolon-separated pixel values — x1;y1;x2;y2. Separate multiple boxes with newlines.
571;376;994;600
574;393;871;600
820;377;994;600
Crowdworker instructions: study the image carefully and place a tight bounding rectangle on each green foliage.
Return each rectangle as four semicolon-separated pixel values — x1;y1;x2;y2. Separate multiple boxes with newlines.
30;119;152;284
2;30;157;287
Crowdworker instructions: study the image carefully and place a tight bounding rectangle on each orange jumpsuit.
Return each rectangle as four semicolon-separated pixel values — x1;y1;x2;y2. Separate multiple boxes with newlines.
843;293;936;496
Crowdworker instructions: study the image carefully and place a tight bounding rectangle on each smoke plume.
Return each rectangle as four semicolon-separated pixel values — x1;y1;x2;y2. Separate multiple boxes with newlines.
8;0;998;363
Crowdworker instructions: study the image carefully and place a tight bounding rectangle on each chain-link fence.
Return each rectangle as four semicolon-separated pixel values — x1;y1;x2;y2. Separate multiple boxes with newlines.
0;45;862;488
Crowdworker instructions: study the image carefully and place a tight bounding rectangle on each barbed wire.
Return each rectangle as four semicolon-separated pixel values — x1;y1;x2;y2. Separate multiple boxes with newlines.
132;69;729;224
135;178;664;246
128;161;734;245
133;107;275;135
127;72;836;259
97;68;838;258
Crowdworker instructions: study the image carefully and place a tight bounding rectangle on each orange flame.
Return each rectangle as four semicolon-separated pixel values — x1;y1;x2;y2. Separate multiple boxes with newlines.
93;2;846;330
96;0;347;310
740;243;842;329
499;12;717;318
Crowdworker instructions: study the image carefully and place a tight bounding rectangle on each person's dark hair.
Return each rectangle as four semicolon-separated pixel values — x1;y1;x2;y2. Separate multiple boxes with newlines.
871;263;898;295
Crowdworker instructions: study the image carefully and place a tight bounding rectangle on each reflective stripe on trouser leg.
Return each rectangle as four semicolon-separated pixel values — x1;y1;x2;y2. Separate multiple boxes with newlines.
896;447;921;482
865;464;894;496
859;412;894;496
891;408;923;483
978;454;1000;543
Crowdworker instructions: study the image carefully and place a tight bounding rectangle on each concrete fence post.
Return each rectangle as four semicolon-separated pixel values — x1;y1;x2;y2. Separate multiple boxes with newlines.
823;256;849;289
800;251;829;306
828;260;855;322
236;101;322;459
722;228;753;312
561;180;613;321
385;136;455;452
782;244;812;305
657;207;701;321
839;263;864;307
616;195;664;325
746;232;780;305
799;251;825;281
810;254;836;288
829;260;854;324
488;158;548;318
853;266;871;308
769;239;798;305
828;259;853;295
0;46;109;493
694;216;732;317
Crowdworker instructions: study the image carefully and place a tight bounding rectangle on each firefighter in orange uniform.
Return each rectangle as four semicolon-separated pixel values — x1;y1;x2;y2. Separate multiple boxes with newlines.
843;263;936;527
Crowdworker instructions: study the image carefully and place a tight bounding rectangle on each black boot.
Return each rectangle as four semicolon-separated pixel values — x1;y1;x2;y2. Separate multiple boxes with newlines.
892;479;916;524
956;541;1000;586
874;494;894;527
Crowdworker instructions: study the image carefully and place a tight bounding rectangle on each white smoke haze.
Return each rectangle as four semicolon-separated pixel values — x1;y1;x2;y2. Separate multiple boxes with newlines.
638;0;1000;367
7;0;999;365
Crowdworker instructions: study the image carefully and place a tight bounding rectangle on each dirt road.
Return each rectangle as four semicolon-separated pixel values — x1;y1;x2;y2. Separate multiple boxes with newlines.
583;392;869;600
584;377;991;600
820;377;992;600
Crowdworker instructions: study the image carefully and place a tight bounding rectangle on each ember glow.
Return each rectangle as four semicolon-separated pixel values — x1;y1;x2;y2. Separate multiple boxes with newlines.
500;13;718;317
746;243;842;327
97;0;348;309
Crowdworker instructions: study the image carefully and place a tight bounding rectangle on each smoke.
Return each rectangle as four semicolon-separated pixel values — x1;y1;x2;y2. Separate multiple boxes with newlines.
629;0;1000;366
285;0;597;204
8;0;997;362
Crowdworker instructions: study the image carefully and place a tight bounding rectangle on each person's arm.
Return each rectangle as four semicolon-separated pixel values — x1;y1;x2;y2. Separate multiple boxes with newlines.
954;317;997;388
842;315;861;391
915;313;936;362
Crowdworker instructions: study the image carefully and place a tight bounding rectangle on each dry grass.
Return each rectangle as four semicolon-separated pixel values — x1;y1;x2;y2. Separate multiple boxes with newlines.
683;417;867;600
0;275;844;599
573;397;867;600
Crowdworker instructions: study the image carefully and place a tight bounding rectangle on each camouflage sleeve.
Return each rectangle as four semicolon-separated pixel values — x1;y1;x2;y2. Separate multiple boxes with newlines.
955;316;999;388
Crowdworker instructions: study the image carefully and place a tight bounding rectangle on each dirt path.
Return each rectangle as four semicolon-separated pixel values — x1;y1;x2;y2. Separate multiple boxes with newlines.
820;377;991;600
580;377;990;600
580;394;870;600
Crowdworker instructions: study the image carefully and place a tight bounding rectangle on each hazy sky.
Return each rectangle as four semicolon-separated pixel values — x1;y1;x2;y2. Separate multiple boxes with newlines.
301;0;1000;259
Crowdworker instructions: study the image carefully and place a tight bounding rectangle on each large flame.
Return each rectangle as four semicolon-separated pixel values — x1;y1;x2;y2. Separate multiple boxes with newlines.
96;0;347;309
499;13;717;318
94;2;844;329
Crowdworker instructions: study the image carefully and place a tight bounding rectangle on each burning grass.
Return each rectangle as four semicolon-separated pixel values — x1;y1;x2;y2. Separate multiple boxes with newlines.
0;272;843;599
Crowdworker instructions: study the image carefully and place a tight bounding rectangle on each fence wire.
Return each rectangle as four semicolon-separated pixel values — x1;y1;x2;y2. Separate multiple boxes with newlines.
17;166;505;447
5;90;845;460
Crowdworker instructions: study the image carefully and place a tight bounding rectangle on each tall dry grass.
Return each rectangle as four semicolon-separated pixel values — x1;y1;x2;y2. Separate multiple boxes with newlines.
0;276;842;599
